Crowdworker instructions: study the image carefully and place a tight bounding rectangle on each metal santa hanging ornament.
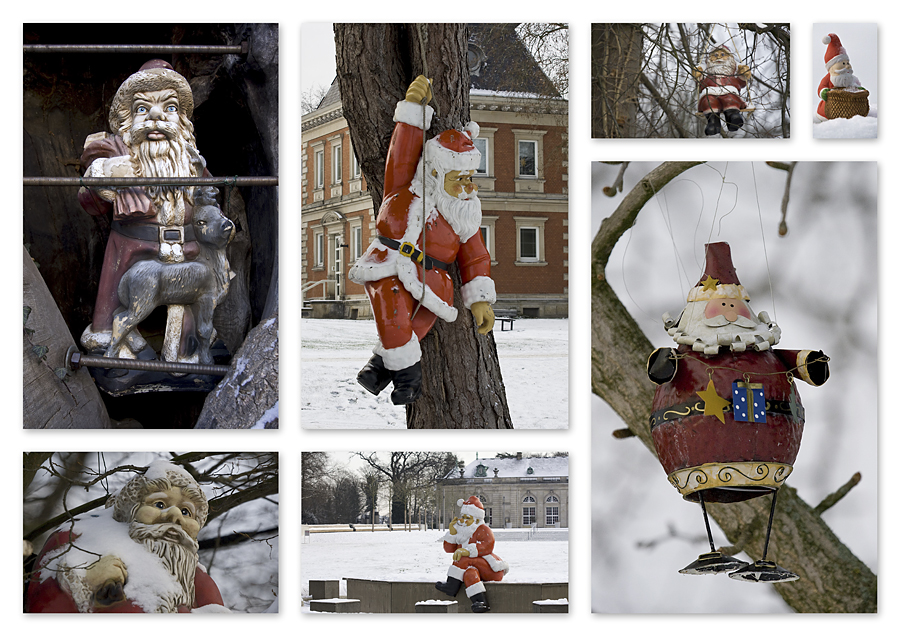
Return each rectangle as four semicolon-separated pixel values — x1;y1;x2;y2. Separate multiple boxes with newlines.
647;242;829;582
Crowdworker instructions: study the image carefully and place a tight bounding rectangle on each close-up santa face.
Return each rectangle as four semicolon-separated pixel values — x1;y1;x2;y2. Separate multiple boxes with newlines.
443;170;478;200
131;89;181;141
704;297;753;325
831;60;853;73
134;486;203;539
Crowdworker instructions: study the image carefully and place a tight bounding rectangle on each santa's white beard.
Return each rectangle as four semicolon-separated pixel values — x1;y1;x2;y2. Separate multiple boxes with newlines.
667;301;781;353
831;67;861;88
129;521;199;612
707;57;737;77
126;122;198;224
429;183;482;243
445;519;481;544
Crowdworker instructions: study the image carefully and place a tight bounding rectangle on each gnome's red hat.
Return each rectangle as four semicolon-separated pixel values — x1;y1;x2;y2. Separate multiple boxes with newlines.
823;34;850;70
687;242;750;302
458;496;485;520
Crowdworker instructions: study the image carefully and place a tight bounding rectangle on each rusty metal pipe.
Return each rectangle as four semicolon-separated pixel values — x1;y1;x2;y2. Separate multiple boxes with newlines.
24;43;249;55
24;176;277;187
69;351;229;376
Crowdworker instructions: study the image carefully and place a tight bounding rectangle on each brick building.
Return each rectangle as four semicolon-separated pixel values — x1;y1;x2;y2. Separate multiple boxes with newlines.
438;454;569;529
301;25;568;319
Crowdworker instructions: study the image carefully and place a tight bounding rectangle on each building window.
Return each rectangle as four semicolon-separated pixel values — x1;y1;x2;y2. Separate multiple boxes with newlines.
546;504;559;526
519;227;539;261
479;215;497;261
523;496;536;503
314;150;324;189
523;506;536;525
474;137;488;175
518;139;537;177
314;231;325;267
351;152;361;179
514;216;548;265
485;507;493;526
332;144;342;184
352;225;363;261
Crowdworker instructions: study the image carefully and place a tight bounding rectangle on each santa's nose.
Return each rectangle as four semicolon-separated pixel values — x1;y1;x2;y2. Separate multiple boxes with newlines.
465;183;477;193
148;104;165;120
162;506;183;524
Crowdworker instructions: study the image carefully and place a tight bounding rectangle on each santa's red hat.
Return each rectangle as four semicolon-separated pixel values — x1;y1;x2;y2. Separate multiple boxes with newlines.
822;34;850;70
458;496;485;520
686;242;750;302
424;122;482;175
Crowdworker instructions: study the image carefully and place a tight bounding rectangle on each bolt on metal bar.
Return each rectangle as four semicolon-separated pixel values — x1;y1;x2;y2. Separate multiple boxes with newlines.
24;43;249;55
70;351;229;376
24;176;278;187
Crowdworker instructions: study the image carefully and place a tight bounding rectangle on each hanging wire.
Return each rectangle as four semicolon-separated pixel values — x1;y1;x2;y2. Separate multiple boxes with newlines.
751;162;778;321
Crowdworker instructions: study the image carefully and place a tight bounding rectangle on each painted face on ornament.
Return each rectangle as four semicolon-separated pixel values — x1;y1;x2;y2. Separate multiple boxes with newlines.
134;486;203;539
709;48;732;64
131;89;181;141
704;297;753;325
831;60;853;73
442;170;478;200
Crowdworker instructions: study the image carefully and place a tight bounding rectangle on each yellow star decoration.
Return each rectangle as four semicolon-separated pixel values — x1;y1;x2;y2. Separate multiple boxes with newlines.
697;379;730;424
701;275;719;292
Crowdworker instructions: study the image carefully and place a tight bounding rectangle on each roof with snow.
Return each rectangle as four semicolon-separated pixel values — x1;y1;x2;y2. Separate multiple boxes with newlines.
311;24;559;114
447;456;568;480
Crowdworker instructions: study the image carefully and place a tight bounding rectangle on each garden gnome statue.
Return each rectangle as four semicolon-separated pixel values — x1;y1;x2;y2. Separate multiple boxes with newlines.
693;45;752;136
26;461;228;613
348;75;496;405
816;33;868;121
647;242;829;582
435;496;509;612
77;60;234;392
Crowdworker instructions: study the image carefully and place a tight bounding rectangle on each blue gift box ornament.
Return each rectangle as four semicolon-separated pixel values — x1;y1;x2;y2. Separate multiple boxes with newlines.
732;381;766;423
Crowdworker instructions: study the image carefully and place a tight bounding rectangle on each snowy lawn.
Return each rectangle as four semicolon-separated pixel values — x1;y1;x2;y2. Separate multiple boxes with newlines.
300;318;568;429
301;528;568;599
813;104;877;138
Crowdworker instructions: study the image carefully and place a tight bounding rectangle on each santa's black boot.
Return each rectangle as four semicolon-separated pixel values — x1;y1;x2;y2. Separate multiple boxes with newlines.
390;362;422;405
470;592;491;613
724;108;744;132
357;355;391;395
434;577;462;597
704;113;721;136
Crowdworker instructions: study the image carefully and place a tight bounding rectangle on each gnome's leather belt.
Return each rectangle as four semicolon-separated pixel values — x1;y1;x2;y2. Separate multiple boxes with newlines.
112;221;196;244
378;236;450;271
649;397;804;430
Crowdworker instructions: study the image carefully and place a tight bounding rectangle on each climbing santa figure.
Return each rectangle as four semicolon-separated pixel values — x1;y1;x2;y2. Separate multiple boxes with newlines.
647;242;829;582
693;44;752;136
435;496;509;612
348;75;496;405
816;33;868;121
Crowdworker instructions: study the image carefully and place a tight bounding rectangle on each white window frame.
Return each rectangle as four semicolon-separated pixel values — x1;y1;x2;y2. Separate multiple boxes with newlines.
352;224;363;261
545;505;559;525
522;506;536;526
517;139;538;178
314;230;325;268
519;226;539;262
473;137;489;176
351;151;361;179
514;216;548;265
331;143;342;185
314;149;325;190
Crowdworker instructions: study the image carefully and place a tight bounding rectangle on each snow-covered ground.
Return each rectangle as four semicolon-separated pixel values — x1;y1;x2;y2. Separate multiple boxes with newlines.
300;528;567;601
813;104;877;138
300;318;568;429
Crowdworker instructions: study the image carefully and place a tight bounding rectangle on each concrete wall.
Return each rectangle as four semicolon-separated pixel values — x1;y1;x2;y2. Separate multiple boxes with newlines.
346;579;568;614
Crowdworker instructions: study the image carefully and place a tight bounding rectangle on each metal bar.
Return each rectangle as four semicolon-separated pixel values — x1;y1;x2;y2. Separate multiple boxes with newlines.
24;43;248;55
70;351;229;376
24;176;277;187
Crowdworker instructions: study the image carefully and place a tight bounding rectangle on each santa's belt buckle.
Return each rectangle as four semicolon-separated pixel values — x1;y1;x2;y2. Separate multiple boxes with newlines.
159;225;185;245
399;241;423;263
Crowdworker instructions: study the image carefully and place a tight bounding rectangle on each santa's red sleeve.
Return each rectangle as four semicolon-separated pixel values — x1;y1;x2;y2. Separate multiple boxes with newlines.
774;349;830;386
443;540;458;554
383;100;433;197
818;75;834;99
457;232;495;309
193;567;225;608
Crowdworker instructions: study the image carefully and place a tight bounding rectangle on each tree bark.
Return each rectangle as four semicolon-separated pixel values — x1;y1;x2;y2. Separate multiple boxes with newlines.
592;24;644;138
334;23;512;429
592;162;876;612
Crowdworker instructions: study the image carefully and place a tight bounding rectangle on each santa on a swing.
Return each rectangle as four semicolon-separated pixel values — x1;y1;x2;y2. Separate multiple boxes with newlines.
693;44;752;136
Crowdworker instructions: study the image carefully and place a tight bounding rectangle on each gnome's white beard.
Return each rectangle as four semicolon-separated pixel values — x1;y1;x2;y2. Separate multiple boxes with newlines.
129;521;199;612
707;57;737;76
830;66;861;88
668;300;781;354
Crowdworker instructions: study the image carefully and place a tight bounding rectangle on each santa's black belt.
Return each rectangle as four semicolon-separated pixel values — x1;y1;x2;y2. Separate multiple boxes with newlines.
378;236;450;271
111;221;196;243
649;397;805;430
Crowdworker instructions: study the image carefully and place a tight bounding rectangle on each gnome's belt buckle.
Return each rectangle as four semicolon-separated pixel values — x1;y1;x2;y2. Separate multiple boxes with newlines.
159;225;185;245
399;241;424;263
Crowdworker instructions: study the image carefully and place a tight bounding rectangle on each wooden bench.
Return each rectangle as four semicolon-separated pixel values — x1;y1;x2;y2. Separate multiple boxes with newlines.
494;309;517;331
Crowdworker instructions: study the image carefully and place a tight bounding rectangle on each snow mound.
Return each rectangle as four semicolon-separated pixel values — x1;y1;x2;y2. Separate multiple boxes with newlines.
813;104;878;138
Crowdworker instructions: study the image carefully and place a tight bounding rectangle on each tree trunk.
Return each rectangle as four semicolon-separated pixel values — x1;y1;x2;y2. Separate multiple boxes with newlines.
334;23;512;429
592;162;877;613
592;24;643;138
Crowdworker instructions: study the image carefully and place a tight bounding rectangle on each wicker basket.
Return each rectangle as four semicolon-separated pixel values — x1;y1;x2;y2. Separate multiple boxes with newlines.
824;88;870;119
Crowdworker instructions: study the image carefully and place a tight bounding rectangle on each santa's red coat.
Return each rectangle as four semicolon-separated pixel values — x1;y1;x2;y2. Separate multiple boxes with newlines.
444;522;508;582
25;529;224;613
697;73;747;112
